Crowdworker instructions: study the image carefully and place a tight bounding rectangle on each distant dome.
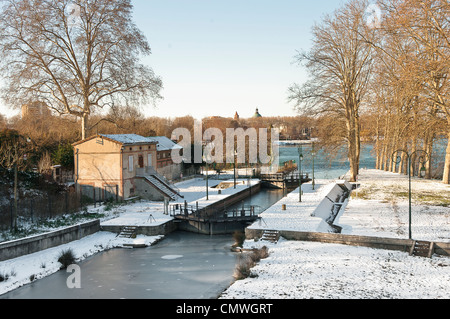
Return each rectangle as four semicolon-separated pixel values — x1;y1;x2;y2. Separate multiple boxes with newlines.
253;108;262;118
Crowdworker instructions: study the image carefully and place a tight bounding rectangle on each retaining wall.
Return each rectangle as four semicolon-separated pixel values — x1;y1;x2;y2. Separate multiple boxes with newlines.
245;228;450;257
200;182;261;215
101;220;178;237
0;220;100;262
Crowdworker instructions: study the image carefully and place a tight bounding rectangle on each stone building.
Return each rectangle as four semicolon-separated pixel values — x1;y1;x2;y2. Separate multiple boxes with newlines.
73;134;182;202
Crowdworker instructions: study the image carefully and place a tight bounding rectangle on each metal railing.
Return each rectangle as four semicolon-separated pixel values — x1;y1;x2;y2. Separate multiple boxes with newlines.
169;202;262;222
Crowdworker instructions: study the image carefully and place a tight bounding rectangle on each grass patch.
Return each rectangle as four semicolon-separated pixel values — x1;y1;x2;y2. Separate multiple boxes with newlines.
351;184;450;207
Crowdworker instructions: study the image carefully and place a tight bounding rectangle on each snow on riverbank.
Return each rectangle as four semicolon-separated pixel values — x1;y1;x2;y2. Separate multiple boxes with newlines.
221;169;450;299
0;232;163;296
221;238;450;299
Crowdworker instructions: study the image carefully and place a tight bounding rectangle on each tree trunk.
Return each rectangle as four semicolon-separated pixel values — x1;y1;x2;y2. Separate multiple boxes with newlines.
347;118;358;182
443;132;450;184
81;114;89;140
355;115;361;175
424;132;434;179
13;163;18;230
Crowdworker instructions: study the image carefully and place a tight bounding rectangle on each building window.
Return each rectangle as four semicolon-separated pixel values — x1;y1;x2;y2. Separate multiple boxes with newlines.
128;155;134;172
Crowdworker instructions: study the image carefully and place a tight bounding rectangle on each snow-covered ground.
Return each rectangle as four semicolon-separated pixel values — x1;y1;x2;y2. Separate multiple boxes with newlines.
220;169;450;299
220;238;450;299
337;169;450;242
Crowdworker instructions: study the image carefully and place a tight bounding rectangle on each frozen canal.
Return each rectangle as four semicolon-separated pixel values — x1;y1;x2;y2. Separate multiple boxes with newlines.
1;232;237;299
1;187;285;299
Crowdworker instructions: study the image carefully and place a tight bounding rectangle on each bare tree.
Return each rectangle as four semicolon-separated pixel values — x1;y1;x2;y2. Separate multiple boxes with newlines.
0;0;163;140
0;129;35;229
289;0;376;182
376;0;449;182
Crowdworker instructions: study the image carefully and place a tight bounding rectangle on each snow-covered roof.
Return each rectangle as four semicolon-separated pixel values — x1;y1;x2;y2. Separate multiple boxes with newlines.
73;134;183;150
148;136;183;151
101;134;156;145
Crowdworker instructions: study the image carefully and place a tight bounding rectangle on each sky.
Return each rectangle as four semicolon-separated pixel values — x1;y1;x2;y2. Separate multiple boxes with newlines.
0;0;348;120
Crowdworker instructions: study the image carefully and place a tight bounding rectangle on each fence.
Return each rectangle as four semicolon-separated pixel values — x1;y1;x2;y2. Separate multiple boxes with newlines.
0;191;86;231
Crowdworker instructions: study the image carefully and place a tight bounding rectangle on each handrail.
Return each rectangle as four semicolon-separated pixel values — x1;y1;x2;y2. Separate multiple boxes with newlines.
169;202;262;221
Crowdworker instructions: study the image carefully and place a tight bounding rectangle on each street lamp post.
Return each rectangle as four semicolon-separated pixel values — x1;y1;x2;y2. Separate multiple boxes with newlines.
233;150;238;189
311;142;316;190
206;161;209;200
392;149;429;240
203;140;212;200
298;145;303;202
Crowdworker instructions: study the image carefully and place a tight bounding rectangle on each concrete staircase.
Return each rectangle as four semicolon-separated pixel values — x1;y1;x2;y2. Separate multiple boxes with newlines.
144;175;180;200
261;230;280;244
410;240;434;258
118;226;138;239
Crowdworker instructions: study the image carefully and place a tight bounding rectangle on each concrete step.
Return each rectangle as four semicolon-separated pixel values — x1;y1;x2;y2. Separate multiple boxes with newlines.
261;230;280;243
118;226;138;239
411;241;434;258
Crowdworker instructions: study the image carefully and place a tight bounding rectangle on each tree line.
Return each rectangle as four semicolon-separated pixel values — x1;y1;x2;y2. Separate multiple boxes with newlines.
289;0;449;183
0;107;317;173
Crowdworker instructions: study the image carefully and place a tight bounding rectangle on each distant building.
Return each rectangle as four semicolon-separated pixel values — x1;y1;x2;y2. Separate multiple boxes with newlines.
21;102;51;118
253;108;262;118
148;136;183;180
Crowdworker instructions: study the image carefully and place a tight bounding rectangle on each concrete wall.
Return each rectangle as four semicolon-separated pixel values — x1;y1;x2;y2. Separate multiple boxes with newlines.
134;177;167;201
245;228;450;257
101;220;178;237
177;219;252;235
0;220;100;262
198;183;261;217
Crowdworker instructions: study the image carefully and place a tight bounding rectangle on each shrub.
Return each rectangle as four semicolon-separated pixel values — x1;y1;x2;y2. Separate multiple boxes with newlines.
233;246;270;280
255;246;269;259
0;271;9;282
0;269;15;282
232;231;245;248
57;248;76;269
233;255;253;280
